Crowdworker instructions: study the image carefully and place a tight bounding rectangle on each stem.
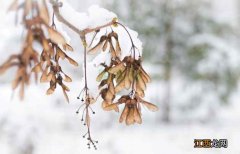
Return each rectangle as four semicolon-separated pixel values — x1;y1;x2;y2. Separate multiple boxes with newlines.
116;22;136;59
84;44;88;91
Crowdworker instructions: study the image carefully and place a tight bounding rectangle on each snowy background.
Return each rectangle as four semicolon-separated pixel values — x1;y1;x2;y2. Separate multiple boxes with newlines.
1;0;240;154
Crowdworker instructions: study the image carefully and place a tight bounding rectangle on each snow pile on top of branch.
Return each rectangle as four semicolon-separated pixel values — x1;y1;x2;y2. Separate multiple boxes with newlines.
55;0;142;59
58;2;116;30
53;1;143;94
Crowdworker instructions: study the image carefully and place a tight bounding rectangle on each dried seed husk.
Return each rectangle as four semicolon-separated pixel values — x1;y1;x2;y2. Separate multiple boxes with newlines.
115;78;125;93
96;70;106;82
126;108;134;125
12;67;24;89
115;40;121;57
66;56;78;66
24;0;32;16
140;72;149;83
109;82;115;95
109;40;117;58
40;69;48;83
48;28;66;45
63;44;74;51
57;47;66;60
98;79;107;89
63;74;72;82
12;77;21;90
61;84;70;92
46;87;55;95
141;101;158;112
19;81;25;100
88;96;96;104
102;39;108;51
119;105;129;123
116;72;125;84
124;68;131;90
46;71;54;82
105;90;114;101
42;39;51;52
140;67;151;82
129;65;134;83
133;105;142;124
102;101;110;109
0;62;18;75
137;74;146;90
88;36;107;54
62;87;69;103
136;84;145;97
39;0;49;24
32;63;42;73
104;103;119;112
108;62;125;74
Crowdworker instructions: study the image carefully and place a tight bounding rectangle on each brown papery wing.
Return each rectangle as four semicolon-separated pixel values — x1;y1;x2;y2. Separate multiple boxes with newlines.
119;105;129;123
141;101;158;112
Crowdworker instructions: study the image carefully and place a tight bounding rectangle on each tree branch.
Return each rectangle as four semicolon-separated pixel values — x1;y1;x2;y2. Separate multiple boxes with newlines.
49;0;114;42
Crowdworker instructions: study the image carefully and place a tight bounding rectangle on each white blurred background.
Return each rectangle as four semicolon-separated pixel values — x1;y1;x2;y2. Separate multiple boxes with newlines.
1;0;240;154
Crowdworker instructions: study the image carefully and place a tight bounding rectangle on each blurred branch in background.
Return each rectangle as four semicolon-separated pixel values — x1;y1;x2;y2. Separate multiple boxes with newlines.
103;0;240;123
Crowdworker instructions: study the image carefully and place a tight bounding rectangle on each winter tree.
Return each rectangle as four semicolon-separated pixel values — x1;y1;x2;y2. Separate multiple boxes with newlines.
0;0;158;150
